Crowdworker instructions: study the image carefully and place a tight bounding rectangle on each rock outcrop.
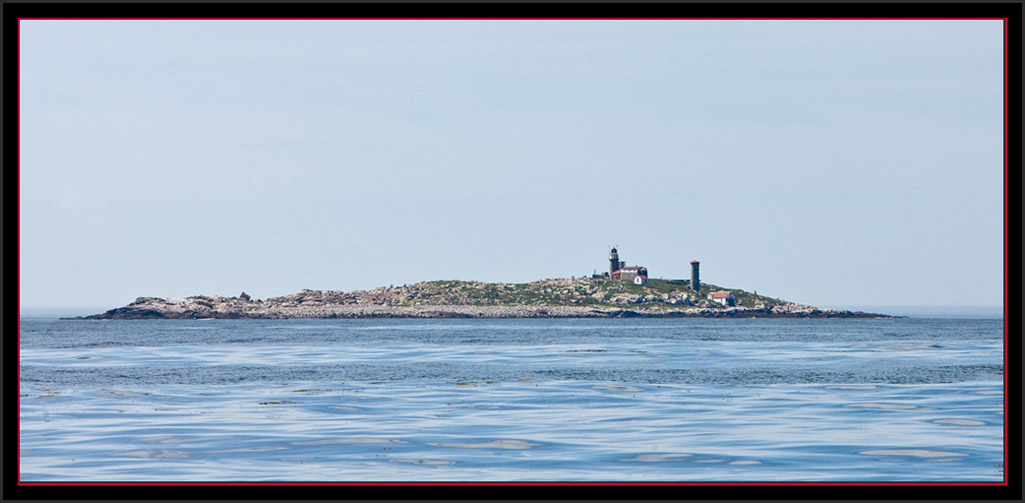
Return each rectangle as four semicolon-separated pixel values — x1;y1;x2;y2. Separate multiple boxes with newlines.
74;278;890;320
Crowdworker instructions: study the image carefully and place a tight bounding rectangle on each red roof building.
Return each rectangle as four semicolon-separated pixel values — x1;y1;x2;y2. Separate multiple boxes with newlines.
607;248;648;284
708;291;737;306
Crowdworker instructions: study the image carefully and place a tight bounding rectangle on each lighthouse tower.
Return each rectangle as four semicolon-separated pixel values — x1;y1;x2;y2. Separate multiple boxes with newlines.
609;247;620;276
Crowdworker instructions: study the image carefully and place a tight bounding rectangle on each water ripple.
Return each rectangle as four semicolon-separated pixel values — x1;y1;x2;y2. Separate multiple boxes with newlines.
19;318;1004;482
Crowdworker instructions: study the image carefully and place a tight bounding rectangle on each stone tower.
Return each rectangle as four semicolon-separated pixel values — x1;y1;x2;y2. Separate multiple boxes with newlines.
609;247;620;275
691;260;700;292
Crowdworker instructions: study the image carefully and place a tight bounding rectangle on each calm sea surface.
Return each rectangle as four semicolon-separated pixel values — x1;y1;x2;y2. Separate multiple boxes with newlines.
19;317;1004;482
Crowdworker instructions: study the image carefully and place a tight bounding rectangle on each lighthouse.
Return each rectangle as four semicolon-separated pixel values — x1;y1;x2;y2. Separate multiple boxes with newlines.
691;260;700;292
609;247;620;276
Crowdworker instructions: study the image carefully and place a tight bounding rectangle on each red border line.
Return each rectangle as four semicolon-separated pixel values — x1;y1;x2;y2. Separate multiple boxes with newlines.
16;14;1008;487
15;17;1012;21
1000;15;1008;487
17;16;23;483
15;481;1008;486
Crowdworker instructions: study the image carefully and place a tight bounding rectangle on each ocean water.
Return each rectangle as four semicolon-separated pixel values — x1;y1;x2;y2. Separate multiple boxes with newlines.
18;317;1005;482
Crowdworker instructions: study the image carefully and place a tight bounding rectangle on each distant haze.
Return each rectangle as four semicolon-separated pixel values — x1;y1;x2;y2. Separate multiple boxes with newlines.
822;306;1004;319
19;19;1004;311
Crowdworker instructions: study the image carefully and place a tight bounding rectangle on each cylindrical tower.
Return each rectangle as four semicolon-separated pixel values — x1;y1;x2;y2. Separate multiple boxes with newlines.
690;260;700;292
609;247;620;275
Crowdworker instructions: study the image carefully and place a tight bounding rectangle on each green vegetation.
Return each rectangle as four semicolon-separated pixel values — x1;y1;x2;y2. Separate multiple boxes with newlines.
393;277;790;310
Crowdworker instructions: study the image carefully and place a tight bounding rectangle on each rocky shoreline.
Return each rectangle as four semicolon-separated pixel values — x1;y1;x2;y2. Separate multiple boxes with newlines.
73;280;891;320
78;303;885;320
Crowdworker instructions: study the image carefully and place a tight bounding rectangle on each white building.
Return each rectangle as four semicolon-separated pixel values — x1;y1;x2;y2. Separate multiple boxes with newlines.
708;291;736;307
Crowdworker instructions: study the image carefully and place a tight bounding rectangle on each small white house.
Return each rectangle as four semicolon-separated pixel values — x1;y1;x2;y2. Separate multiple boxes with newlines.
708;291;736;307
633;275;648;285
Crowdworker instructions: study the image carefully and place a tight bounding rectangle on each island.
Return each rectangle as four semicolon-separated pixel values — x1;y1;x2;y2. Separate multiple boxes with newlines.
73;277;890;320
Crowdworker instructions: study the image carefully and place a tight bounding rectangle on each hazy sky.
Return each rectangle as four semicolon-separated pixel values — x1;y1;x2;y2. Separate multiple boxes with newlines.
19;19;1005;310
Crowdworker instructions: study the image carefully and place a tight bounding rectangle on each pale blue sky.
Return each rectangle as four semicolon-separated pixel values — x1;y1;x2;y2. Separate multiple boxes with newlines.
19;19;1005;311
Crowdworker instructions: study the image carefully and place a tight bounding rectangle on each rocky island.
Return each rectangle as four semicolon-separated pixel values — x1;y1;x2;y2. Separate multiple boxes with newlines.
75;277;889;320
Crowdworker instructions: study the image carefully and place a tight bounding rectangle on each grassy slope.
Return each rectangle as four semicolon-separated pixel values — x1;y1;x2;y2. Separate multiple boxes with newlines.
395;278;793;311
